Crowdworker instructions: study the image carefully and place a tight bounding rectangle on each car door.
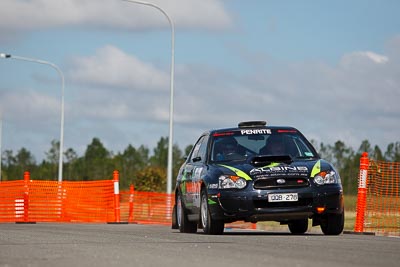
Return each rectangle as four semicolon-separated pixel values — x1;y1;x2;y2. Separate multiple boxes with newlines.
181;135;208;214
190;134;209;214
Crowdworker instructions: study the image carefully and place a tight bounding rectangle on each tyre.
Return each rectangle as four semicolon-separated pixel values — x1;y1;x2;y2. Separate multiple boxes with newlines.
177;193;197;233
320;211;344;235
200;190;224;235
171;204;178;229
288;219;309;234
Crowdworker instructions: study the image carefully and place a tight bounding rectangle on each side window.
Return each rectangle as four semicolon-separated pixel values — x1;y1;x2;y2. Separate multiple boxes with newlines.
189;135;207;162
197;135;209;162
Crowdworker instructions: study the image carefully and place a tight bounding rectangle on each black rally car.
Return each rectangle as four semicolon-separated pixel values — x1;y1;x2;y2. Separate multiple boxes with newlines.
172;121;344;235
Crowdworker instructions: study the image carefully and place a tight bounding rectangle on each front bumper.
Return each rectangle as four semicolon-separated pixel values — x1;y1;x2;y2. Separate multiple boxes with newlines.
208;186;343;223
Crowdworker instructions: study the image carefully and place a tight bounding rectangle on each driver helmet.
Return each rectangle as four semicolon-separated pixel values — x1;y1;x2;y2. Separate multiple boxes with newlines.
215;137;238;159
265;135;285;155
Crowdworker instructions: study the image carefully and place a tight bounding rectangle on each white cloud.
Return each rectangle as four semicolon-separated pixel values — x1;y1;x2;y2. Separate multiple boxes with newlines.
61;40;400;152
170;44;400;150
0;89;61;159
340;51;389;68
0;89;60;125
3;41;399;159
0;0;232;35
68;45;169;91
362;51;389;64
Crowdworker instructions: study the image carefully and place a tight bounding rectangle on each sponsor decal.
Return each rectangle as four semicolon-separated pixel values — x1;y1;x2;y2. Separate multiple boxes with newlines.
311;160;321;178
218;164;252;180
208;183;218;189
240;129;271;135
194;167;203;180
208;198;217;205
250;165;308;177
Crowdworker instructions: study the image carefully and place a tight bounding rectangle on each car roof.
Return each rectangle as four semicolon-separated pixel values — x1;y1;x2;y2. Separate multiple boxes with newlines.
206;121;299;135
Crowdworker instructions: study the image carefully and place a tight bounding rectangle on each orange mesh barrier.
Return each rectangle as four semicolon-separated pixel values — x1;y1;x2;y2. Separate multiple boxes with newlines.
1;171;268;228
354;154;400;236
120;188;174;225
0;172;115;223
0;180;26;222
365;159;400;236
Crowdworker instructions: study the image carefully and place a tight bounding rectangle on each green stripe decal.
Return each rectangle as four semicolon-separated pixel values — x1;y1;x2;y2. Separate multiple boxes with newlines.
311;160;321;178
218;165;252;180
265;162;280;168
208;199;217;205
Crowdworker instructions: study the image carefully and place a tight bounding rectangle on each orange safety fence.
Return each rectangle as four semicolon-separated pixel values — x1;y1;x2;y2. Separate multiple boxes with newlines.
119;187;255;229
0;171;115;223
354;153;400;236
0;171;257;229
0;171;175;225
120;186;174;225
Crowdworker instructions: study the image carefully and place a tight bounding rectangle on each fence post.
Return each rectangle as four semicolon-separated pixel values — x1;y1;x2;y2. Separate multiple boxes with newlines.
16;171;35;224
354;152;369;232
128;184;134;223
113;170;121;223
23;171;30;223
107;170;128;224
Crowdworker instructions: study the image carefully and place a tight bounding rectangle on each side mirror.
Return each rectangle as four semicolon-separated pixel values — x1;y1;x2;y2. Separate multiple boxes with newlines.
192;156;202;163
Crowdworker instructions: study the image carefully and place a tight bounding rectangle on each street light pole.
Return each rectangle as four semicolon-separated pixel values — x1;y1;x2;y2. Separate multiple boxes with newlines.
0;53;65;183
122;0;175;194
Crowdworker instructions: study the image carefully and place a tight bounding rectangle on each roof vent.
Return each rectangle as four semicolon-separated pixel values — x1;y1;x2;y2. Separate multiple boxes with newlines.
238;121;267;128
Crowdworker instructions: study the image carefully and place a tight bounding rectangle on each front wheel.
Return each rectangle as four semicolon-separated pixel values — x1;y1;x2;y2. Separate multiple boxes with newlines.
320;211;344;235
171;204;178;229
177;193;197;233
200;190;224;235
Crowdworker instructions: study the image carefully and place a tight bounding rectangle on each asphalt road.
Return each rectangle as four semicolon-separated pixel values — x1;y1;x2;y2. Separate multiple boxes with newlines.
0;223;399;267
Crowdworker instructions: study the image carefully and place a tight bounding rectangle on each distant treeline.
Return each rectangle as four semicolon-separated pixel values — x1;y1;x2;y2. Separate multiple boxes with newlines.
1;137;399;194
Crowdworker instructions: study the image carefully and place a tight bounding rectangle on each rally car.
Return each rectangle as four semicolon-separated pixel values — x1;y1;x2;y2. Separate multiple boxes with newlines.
171;121;344;235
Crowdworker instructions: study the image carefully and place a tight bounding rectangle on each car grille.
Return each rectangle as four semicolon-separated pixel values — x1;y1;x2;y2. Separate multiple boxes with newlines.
253;177;309;189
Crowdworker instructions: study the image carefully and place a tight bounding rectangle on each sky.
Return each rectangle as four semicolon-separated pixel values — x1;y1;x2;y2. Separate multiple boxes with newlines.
0;0;399;162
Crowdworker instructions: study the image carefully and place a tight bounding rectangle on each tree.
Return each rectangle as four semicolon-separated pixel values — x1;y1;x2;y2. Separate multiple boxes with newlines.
15;148;36;170
150;137;168;168
134;166;167;192
41;140;60;180
315;142;333;162
3;150;16;167
83;138;112;180
331;141;354;171
1;150;16;180
65;148;78;163
64;148;78;180
372;145;384;161
357;140;372;155
384;142;400;162
45;140;59;164
114;144;149;189
1;134;399;194
4;148;37;180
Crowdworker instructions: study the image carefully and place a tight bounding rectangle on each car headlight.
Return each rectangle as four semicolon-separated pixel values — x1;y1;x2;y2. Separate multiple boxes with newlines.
313;171;340;185
219;175;247;189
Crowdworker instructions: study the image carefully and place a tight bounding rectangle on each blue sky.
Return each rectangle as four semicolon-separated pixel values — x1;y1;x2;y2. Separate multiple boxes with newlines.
1;0;400;162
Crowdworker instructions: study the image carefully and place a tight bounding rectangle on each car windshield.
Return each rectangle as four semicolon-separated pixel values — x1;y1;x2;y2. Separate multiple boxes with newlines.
210;129;317;163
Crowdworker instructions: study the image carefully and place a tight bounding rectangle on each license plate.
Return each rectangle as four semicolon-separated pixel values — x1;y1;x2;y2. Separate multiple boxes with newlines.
268;193;298;202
